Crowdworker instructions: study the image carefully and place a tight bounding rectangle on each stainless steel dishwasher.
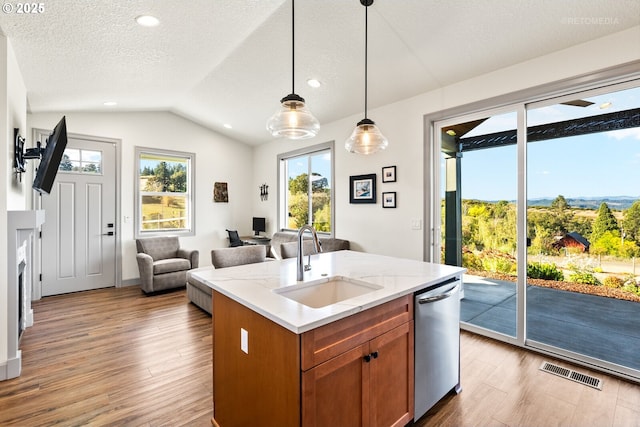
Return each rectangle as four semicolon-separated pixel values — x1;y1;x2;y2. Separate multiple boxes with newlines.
414;276;462;420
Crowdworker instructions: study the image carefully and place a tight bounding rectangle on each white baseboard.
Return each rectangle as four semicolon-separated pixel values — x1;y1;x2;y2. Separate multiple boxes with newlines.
0;351;22;381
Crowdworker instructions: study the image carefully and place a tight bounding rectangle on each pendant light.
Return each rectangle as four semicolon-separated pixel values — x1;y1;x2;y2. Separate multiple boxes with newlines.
267;0;320;140
345;0;388;155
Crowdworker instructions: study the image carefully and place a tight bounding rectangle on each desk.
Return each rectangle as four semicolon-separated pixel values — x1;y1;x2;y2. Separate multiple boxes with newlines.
241;236;271;246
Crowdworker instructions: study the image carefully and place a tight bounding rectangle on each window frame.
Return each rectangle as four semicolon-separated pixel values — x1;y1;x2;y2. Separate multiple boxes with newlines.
58;147;103;175
134;146;196;238
277;141;335;236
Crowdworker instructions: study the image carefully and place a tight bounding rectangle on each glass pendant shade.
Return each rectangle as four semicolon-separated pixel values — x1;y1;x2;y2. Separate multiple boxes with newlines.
345;118;388;154
267;93;320;139
346;0;388;154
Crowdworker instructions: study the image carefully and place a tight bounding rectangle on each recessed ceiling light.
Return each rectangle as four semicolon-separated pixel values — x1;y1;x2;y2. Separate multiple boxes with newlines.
103;101;118;107
223;123;233;129
136;15;160;27
599;101;613;110
307;79;321;88
446;129;456;136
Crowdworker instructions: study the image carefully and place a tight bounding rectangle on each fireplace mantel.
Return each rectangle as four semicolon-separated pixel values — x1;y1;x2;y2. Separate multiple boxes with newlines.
3;210;45;381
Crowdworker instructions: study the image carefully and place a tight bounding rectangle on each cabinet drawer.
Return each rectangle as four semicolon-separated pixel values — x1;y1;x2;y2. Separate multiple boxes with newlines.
301;295;412;370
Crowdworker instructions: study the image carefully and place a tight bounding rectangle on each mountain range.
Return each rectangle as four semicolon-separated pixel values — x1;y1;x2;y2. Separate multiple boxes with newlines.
526;196;639;210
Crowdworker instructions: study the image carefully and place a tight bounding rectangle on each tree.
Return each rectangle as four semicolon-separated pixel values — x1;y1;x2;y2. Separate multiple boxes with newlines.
287;193;308;229
288;173;330;229
591;202;619;242
289;173;328;195
529;224;557;255
83;163;98;173
591;230;621;257
154;161;172;192
620;239;640;259
170;165;187;192
141;165;154;176
551;195;570;211
59;154;73;171
622;200;640;245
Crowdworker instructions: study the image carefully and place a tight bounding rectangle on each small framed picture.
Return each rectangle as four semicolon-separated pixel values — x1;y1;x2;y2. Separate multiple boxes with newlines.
382;166;396;183
382;192;396;208
213;182;228;202
349;174;377;204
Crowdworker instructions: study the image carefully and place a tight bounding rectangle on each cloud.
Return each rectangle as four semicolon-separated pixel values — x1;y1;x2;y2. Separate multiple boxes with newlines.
606;128;640;141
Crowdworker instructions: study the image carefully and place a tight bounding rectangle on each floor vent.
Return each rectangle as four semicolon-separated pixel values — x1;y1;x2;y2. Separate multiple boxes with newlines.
539;362;602;390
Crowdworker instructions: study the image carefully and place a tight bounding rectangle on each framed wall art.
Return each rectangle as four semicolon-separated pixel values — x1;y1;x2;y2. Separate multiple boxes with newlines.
214;182;228;202
349;174;376;204
382;192;396;208
382;165;396;183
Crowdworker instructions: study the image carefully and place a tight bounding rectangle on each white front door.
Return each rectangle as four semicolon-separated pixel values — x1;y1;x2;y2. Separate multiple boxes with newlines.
40;136;117;296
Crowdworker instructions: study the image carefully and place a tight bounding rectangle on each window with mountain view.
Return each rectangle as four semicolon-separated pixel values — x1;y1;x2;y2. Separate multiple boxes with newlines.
135;148;195;236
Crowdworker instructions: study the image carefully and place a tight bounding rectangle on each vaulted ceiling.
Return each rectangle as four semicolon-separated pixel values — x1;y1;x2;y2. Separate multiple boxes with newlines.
1;0;638;145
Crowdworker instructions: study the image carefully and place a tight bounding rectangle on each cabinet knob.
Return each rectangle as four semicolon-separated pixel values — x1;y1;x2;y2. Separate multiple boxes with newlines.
371;351;379;359
363;354;371;363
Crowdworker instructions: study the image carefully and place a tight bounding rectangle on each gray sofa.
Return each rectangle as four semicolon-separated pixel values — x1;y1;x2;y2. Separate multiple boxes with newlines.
136;236;199;293
187;245;268;314
268;231;350;259
186;232;350;314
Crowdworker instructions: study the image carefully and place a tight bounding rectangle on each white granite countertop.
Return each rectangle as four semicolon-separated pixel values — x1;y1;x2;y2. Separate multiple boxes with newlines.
189;250;465;334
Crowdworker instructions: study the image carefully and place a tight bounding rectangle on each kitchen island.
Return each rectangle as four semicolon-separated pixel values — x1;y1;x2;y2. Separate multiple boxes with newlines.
190;250;465;427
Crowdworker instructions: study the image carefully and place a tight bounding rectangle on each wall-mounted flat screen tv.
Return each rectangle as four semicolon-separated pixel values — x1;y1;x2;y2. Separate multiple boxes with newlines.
33;116;67;194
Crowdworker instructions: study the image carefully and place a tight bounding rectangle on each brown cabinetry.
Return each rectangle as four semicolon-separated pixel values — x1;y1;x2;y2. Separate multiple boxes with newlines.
302;321;414;427
211;291;413;427
301;295;414;427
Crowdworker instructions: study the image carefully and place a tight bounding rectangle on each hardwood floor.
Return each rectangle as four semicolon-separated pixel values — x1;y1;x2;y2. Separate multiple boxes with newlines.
2;285;639;426
416;333;640;427
0;286;213;426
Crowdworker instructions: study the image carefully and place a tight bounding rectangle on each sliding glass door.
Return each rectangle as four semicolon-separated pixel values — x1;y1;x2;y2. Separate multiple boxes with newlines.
439;109;519;338
525;84;640;374
434;79;640;379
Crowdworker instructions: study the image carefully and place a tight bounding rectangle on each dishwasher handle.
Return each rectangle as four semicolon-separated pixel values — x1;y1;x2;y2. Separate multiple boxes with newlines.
417;281;460;304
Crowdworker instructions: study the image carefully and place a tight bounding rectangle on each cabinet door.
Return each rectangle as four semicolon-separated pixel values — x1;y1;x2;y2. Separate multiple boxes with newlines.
302;343;370;427
368;321;414;427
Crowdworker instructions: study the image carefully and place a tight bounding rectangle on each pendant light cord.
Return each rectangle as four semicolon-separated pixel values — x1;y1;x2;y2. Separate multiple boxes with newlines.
364;4;368;119
291;0;296;95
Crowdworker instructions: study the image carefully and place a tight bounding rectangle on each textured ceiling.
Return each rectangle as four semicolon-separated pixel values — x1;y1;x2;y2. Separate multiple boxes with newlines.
1;0;639;145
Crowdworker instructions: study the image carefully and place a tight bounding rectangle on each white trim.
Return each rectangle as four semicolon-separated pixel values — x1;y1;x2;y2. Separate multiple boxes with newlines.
425;61;640;382
134;146;196;238
277;141;335;236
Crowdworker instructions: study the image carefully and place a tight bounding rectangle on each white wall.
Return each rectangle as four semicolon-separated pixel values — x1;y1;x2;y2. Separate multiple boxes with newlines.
3;23;639;378
28;112;254;281
1;35;28;376
252;25;640;261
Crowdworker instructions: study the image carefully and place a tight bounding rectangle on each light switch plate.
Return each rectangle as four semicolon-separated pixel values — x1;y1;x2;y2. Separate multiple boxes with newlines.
241;328;248;354
411;219;422;230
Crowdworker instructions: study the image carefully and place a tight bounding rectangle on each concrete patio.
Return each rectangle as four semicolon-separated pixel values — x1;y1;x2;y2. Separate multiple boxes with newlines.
461;274;640;371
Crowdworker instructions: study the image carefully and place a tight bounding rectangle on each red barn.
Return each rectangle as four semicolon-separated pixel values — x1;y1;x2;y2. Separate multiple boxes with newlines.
552;232;590;253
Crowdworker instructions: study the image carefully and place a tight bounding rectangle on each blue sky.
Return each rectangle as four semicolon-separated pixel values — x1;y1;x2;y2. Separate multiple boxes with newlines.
453;85;640;201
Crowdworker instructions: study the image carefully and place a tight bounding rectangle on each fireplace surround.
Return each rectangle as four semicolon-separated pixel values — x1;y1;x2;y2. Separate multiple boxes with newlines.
3;210;45;380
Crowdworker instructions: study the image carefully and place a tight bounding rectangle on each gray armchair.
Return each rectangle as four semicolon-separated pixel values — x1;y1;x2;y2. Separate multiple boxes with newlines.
136;236;199;293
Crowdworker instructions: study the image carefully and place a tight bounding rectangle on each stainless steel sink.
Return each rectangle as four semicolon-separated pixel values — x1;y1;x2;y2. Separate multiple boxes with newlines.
273;276;383;308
